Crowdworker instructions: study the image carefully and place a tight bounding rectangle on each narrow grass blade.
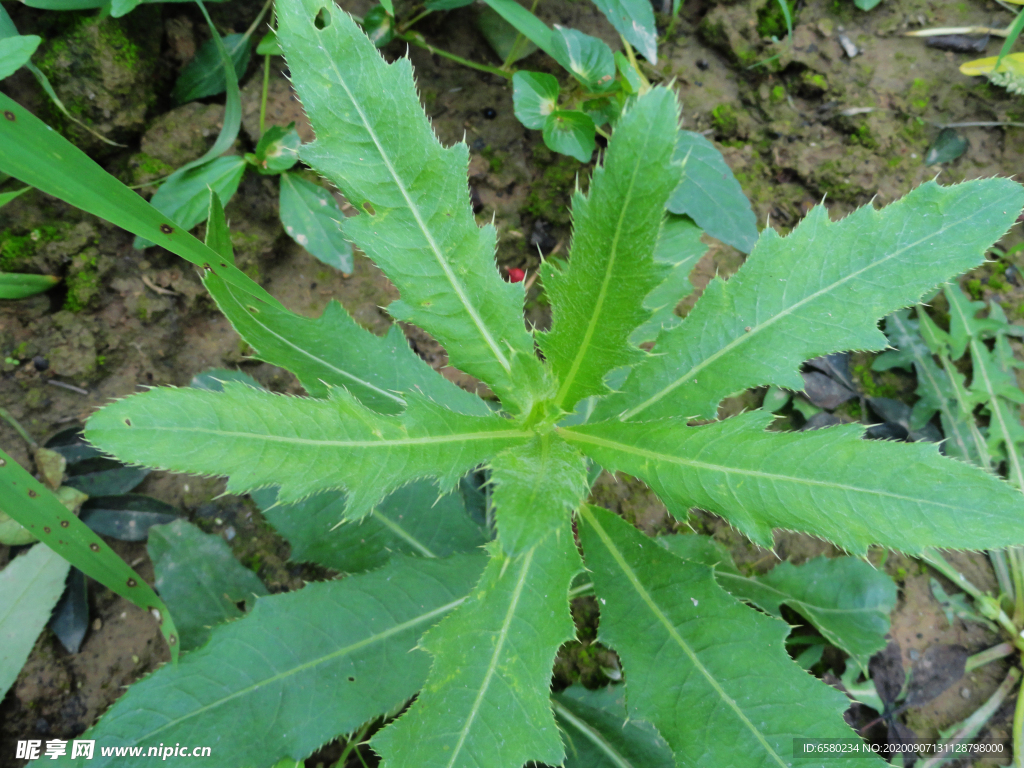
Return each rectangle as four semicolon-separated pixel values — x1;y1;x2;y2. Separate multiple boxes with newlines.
0;272;60;299
0;449;180;660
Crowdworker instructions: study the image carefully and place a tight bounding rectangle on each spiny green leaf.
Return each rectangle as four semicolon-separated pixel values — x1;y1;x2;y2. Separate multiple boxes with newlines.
668;130;758;253
278;171;354;273
875;310;980;461
490;434;588;554
540;88;680;411
599;179;1024;423
59;555;486;768
148;519;268;651
0;448;179;659
204;189;234;263
590;0;657;62
252;480;487;573
577;504;880;768
0;271;59;299
553;685;674;768
512;71;559;130
631;214;705;345
561;410;1024;553
543;110;596;163
203;273;490;416
172;33;250;104
0;544;70;700
373;524;580;768
277;0;550;415
86;383;527;515
712;555;897;669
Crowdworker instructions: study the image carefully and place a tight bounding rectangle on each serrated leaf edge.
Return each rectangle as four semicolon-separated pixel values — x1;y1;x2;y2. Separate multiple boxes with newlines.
579;504;791;767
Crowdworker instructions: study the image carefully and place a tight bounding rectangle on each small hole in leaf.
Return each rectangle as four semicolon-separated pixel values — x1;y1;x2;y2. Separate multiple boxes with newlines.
28;489;37;498
89;543;100;552
169;634;177;645
348;676;355;682
0;458;6;466
314;7;331;28
127;578;137;588
236;600;247;612
362;201;376;215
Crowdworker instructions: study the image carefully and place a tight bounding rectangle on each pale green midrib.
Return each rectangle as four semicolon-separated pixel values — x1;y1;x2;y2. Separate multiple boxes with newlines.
373;508;437;557
715;572;883;614
224;281;405;407
581;507;788;768
551;699;636;768
446;547;534;767
96;596;467;747
619;204;998;421
0;546;64;625
971;339;1024;489
560;429;978;514
892;313;970;458
320;41;512;376
111;425;529;450
554;125;652;409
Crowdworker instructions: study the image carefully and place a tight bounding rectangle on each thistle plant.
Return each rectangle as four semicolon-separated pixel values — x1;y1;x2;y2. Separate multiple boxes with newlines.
3;0;1024;763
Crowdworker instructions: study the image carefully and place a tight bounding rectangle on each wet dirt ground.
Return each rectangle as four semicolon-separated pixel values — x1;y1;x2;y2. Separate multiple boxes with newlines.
3;0;1024;763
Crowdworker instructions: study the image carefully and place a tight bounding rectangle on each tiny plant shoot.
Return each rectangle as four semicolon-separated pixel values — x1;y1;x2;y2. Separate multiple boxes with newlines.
2;0;1023;764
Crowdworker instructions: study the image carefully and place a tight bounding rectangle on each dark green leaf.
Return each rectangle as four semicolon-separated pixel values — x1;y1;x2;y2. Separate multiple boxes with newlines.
551;25;616;92
591;0;657;62
614;51;641;94
543;110;595;162
925;128;967;166
477;6;537;64
251;123;301;174
0;35;40;80
512;71;559;130
554;685;674;768
64;554;486;767
64;458;149;497
668;130;758;253
80;495;181;541
172;33;251;104
363;6;395;47
148;519;268;650
278;171;353;272
253;480;487;573
256;29;282;55
49;567;88;654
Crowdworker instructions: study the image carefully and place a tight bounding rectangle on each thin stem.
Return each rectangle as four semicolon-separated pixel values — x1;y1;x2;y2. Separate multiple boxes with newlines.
242;0;275;41
920;549;1022;644
937;350;992;468
0;407;38;450
620;38;650;92
398;32;513;79
918;666;1021;768
500;0;540;70
1012;547;1024;627
965;642;1015;673
568;581;595;599
336;721;371;767
400;8;432;32
259;5;276;138
991;549;1015;608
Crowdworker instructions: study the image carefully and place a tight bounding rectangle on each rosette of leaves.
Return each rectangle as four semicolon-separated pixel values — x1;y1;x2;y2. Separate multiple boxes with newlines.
70;4;1024;767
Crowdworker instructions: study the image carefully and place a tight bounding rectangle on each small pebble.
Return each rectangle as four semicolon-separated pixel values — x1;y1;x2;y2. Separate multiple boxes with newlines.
696;58;709;71
132;655;140;664
909;648;920;660
33;356;49;371
483;107;497;119
961;687;971;699
224;525;237;542
92;618;102;631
